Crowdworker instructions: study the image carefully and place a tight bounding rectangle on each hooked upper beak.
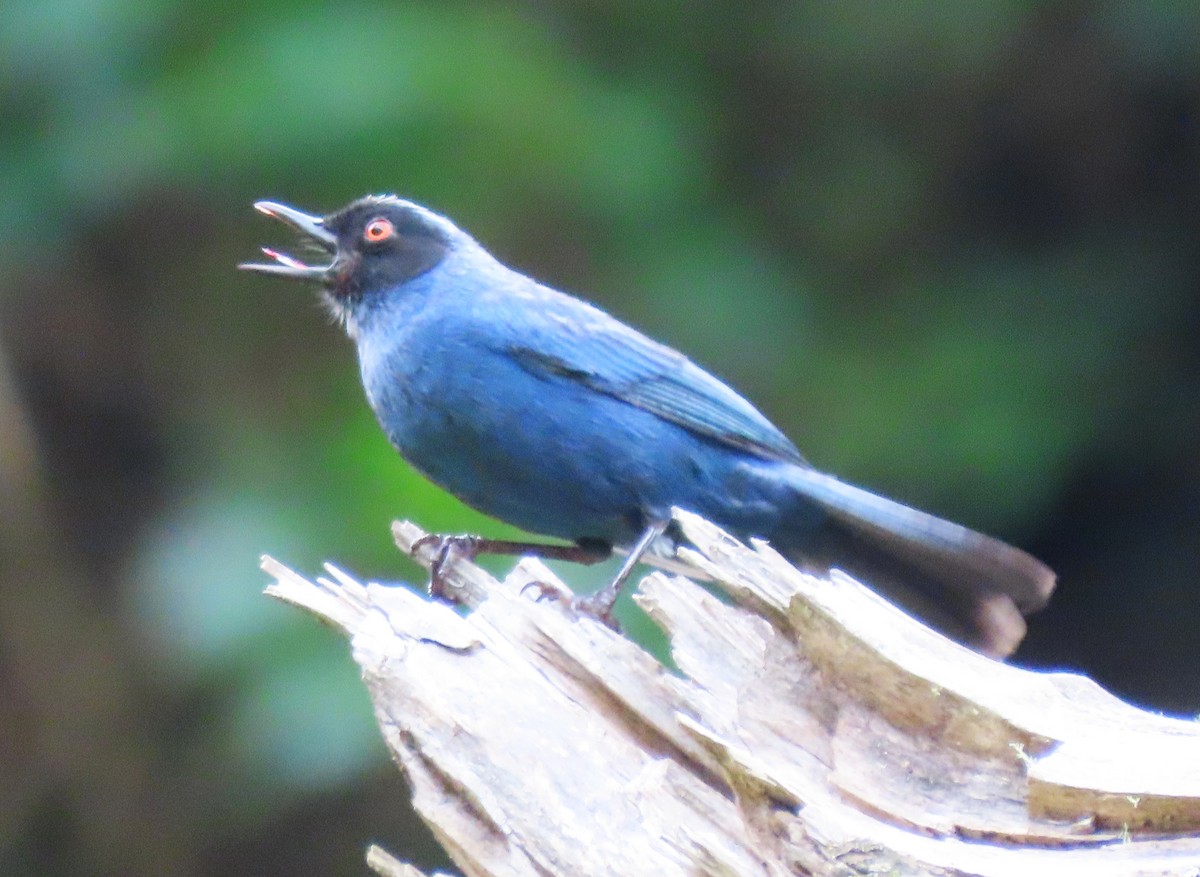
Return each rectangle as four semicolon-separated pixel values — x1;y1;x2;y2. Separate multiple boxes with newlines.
239;201;338;281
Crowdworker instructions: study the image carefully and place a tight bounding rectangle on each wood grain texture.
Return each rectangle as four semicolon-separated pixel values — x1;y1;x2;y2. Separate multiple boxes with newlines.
263;511;1200;877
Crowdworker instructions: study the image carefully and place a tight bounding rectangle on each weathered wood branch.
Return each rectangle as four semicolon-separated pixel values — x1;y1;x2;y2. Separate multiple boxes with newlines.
263;510;1200;877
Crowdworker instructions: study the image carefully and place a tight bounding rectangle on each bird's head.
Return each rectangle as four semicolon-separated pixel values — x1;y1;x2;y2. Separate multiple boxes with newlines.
240;195;460;327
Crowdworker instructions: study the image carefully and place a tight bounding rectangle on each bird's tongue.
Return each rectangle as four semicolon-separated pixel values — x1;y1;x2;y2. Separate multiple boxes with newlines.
260;247;312;270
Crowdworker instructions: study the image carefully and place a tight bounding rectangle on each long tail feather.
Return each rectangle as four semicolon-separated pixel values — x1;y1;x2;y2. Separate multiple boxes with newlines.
779;468;1055;658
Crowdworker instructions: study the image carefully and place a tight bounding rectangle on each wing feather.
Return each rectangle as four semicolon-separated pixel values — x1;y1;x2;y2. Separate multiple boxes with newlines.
504;296;804;465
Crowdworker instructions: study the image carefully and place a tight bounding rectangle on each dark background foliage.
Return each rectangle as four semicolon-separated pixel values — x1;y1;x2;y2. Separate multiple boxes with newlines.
1;2;1198;874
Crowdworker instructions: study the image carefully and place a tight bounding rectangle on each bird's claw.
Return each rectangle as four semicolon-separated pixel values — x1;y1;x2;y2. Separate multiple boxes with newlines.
412;533;482;601
519;579;566;603
520;580;620;631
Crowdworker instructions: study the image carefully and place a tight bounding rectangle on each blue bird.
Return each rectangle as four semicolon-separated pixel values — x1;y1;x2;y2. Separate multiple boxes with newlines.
241;195;1055;657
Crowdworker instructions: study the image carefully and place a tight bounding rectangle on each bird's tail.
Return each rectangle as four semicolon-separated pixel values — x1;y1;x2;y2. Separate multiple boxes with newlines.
775;467;1055;658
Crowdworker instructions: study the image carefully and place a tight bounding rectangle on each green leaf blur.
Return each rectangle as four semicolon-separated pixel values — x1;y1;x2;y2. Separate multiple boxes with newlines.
2;3;1199;875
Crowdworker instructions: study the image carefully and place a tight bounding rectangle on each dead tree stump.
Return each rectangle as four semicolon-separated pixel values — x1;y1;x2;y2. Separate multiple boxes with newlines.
262;510;1200;877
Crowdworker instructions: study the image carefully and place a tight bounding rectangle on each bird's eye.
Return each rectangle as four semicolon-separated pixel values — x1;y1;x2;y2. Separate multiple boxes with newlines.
363;217;395;243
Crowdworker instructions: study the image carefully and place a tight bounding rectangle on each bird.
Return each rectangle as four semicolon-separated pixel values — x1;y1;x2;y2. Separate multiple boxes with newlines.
240;194;1055;657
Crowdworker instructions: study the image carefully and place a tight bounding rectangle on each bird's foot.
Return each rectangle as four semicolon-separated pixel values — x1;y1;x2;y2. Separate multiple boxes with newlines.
412;533;485;601
411;534;612;603
520;580;621;631
517;519;670;630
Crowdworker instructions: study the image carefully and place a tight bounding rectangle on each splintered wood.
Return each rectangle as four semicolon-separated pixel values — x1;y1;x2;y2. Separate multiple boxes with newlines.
263;511;1200;877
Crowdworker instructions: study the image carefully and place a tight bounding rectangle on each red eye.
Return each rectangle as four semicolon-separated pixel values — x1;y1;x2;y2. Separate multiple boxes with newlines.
363;217;394;243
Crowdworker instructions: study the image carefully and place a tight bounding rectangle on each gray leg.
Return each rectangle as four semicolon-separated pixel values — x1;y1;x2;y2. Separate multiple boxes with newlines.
570;519;670;626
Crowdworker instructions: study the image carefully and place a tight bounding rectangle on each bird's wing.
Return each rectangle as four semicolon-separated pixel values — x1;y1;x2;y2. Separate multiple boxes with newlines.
503;296;806;465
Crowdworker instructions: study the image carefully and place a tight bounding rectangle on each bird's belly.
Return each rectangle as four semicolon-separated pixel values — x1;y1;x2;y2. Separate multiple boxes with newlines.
396;393;668;543
364;351;766;545
360;339;825;549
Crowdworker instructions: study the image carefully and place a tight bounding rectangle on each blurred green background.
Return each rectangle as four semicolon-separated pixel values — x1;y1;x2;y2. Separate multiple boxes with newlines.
2;2;1199;874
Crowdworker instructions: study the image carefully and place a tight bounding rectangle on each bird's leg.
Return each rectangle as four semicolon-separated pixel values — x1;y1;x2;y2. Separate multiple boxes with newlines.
565;519;671;627
412;533;611;601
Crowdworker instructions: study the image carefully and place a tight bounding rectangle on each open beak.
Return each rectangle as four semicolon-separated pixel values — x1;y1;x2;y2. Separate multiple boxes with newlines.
239;201;338;282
